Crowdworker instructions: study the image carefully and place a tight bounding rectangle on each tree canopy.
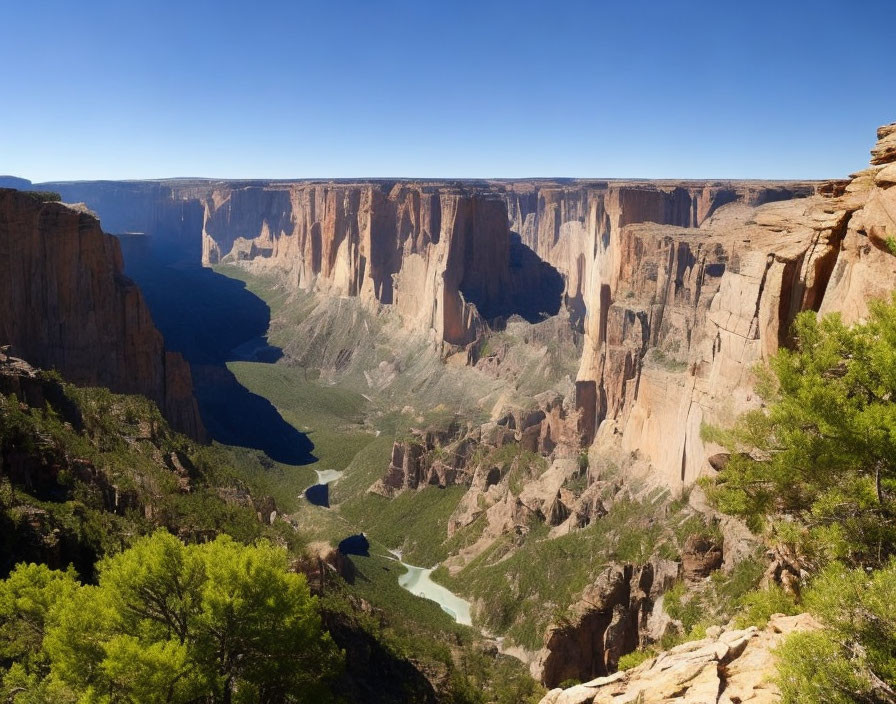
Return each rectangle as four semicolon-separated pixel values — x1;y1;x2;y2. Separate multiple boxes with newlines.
0;531;342;703
702;295;896;569
777;559;896;704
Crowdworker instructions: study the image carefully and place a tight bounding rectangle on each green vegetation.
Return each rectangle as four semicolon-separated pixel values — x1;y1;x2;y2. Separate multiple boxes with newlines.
328;434;394;504
21;190;61;203
662;555;778;635
617;649;653;671
341;486;468;566
0;532;341;703
0;378;300;577
216;444;317;515
885;236;896;256
350;553;468;640
645;347;688;372
434;494;695;649
702;296;896;570
701;297;896;703
777;560;896;704
470;443;547;497
228;361;374;475
340;553;543;704
732;584;798;629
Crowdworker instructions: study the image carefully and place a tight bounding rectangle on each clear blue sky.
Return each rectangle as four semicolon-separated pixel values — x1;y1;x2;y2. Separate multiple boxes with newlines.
2;0;894;181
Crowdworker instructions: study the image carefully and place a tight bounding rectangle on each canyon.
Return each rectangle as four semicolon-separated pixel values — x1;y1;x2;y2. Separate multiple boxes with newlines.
3;121;892;698
0;188;204;440
36;171;851;489
40;123;896;492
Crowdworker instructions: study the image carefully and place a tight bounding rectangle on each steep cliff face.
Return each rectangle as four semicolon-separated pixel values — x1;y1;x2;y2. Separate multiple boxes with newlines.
200;182;563;347
571;124;896;486
0;189;204;439
39;177;816;364
499;181;814;328
45;180;207;262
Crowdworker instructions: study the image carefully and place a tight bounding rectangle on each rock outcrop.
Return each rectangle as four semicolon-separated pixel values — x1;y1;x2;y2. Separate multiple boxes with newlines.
538;613;819;704
0;189;204;439
535;560;680;688
570;124;896;486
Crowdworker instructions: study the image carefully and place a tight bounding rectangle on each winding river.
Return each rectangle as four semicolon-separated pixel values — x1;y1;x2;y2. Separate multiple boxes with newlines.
303;477;473;626
389;550;473;626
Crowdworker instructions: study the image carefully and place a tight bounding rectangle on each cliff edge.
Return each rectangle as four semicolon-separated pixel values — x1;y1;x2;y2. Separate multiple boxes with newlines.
0;189;205;440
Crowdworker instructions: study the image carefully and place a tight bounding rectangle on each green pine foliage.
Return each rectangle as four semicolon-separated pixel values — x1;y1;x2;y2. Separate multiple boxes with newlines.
701;295;896;570
777;560;896;704
0;532;342;703
702;296;896;703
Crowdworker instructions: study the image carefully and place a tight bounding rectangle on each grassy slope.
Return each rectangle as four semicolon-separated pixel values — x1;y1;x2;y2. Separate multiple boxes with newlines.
227;362;373;467
434;493;690;649
341;486;469;567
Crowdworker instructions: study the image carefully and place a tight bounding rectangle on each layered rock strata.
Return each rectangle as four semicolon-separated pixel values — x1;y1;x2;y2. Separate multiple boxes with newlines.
37;123;896;489
571;123;896;486
199;182;567;347
0;189;204;439
45;179;811;357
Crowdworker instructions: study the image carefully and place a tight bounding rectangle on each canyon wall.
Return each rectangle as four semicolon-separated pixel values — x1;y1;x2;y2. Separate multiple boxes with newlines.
0;189;205;440
33;122;896;488
199;181;563;347
45;180;206;263
570;124;896;486
41;178;814;361
500;181;813;327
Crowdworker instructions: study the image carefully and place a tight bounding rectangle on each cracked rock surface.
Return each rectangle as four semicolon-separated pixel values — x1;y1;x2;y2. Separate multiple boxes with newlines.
539;613;819;704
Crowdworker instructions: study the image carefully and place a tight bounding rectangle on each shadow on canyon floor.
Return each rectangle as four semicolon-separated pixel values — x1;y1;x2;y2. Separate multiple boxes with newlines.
118;236;315;465
462;234;565;328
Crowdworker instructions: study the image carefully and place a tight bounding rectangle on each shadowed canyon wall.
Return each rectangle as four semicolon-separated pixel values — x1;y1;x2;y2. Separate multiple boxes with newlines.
198;182;565;347
39;123;896;488
0;189;205;439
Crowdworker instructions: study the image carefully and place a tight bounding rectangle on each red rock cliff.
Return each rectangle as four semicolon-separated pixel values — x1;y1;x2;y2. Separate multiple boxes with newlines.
0;189;205;440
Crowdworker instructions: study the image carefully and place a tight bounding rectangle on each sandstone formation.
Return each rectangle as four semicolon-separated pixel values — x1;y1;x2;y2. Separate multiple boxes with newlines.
568;124;896;485
0;189;204;439
538;613;819;704
535;560;680;688
44;179;809;355
38;123;896;491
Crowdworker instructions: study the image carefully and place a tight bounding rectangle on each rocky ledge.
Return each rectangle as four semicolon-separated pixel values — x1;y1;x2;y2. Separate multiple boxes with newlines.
539;613;818;704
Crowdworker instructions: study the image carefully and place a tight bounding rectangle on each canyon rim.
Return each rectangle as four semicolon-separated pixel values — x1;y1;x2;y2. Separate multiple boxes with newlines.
2;2;895;702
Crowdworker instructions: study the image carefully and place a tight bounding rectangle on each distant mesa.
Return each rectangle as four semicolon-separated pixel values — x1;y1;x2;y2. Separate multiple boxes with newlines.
0;175;32;190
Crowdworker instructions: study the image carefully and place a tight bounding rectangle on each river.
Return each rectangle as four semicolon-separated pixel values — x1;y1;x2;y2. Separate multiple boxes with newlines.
389;550;472;626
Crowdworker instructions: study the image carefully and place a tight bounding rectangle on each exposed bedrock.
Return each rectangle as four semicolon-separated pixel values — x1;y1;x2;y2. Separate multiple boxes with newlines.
198;182;564;347
571;122;896;487
32;122;896;490
501;181;814;329
539;613;821;704
0;189;204;440
536;560;680;688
